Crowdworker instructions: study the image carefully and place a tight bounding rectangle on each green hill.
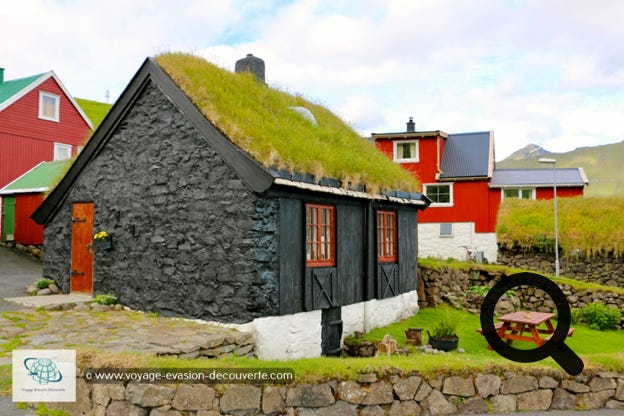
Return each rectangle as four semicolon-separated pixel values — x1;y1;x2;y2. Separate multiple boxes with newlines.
75;98;112;130
497;141;624;197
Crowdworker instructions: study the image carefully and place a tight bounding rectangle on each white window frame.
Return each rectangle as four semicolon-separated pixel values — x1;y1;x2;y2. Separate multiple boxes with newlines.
39;91;61;122
54;143;72;161
393;140;419;163
439;223;454;237
501;187;536;200
424;183;454;207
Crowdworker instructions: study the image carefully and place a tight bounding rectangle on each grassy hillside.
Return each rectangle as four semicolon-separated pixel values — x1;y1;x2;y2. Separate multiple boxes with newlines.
75;98;112;130
155;52;420;193
497;197;624;257
497;141;624;197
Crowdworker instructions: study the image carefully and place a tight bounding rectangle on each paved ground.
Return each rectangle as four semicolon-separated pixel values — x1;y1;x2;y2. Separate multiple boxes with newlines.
0;247;43;311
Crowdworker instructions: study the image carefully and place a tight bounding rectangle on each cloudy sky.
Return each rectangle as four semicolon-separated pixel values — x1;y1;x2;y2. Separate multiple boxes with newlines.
2;0;623;160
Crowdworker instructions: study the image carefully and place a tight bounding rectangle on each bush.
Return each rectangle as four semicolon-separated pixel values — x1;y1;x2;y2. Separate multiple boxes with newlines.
94;294;117;306
430;309;462;338
36;278;55;289
578;302;621;330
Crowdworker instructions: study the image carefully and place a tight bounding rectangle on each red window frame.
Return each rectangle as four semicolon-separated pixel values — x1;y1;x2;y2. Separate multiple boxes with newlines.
377;210;397;262
306;204;336;267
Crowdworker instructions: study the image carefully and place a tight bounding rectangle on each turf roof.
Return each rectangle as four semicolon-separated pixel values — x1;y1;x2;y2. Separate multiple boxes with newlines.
155;52;420;193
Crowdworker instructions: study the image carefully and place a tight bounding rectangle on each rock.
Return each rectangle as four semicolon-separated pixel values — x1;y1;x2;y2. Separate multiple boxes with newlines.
362;381;394;405
561;379;590;393
262;386;285;414
551;388;577;410
107;384;126;401
220;385;262;414
199;334;225;349
577;390;616;410
48;283;60;294
106;400;148;416
388;400;422;416
47;378;92;415
517;389;553;411
126;383;176;407
414;382;433;401
286;384;334;407
74;303;91;311
424;390;457;416
500;375;538;394
92;304;112;312
490;394;516;413
589;377;617;392
150;406;183;416
539;376;559;389
442;376;475;397
616;380;624;400
457;396;489;414
393;376;422;400
37;288;52;296
605;399;624;409
26;284;38;295
299;400;357;416
475;373;501;398
358;373;377;383
337;380;366;404
92;384;111;407
171;384;215;410
359;405;385;416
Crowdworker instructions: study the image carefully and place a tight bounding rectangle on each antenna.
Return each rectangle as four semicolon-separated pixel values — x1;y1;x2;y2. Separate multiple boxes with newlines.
105;89;110;104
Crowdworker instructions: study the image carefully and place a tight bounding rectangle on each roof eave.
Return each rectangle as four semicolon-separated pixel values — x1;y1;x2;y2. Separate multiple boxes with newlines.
371;130;448;140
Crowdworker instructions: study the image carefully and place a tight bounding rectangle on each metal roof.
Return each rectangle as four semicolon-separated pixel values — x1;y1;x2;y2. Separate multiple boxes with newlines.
490;168;589;188
440;131;493;179
0;73;45;106
0;161;67;195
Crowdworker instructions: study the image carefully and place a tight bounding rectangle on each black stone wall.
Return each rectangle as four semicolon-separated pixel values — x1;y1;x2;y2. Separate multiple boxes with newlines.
43;81;279;323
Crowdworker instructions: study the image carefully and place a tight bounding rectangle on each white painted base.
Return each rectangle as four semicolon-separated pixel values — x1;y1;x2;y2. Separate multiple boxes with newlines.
223;290;420;360
418;222;498;262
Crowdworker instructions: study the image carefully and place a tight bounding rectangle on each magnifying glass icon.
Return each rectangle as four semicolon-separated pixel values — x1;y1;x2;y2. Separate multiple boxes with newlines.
480;272;584;376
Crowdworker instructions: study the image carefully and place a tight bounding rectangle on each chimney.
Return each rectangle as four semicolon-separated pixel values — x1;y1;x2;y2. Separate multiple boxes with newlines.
235;53;265;83
406;117;415;132
0;68;4;84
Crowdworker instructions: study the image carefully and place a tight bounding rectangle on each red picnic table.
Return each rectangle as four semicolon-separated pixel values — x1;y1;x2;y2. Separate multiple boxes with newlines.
478;311;574;349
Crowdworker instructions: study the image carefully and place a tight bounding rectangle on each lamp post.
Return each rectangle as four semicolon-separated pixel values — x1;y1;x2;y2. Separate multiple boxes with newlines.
539;158;559;277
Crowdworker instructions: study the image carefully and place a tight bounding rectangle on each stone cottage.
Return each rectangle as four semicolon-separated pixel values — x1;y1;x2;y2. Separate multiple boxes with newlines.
32;53;430;358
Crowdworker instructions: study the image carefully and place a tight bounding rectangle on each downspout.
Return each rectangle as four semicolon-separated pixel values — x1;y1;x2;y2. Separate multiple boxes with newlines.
435;135;444;180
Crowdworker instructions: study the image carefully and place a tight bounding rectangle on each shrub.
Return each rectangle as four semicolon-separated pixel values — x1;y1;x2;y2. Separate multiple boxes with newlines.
578;302;621;330
430;309;462;338
94;294;117;305
36;278;55;289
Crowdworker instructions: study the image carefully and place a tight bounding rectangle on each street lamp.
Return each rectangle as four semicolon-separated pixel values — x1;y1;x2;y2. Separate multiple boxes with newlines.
539;158;559;277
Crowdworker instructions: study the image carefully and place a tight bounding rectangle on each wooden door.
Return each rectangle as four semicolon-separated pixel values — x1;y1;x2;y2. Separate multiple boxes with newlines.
2;196;15;241
70;202;94;293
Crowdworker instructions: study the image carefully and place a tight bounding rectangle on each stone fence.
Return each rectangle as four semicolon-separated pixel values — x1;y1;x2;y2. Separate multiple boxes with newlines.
498;247;624;288
47;369;624;415
419;264;624;329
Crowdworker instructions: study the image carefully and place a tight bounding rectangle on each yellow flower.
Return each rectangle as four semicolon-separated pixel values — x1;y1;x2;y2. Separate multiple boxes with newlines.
93;231;109;241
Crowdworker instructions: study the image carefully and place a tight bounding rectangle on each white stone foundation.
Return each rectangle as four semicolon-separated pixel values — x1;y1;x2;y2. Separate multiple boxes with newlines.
230;290;420;360
418;222;498;262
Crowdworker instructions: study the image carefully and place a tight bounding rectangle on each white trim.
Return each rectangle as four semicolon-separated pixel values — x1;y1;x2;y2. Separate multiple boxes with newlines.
39;91;60;122
423;182;454;207
439;223;454;237
273;178;427;206
0;71;93;129
0;187;49;196
501;187;536;200
393;140;419;163
0;162;46;194
54;142;72;161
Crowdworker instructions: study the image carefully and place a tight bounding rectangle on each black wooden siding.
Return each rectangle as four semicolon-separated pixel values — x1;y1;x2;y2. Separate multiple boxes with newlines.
278;192;420;315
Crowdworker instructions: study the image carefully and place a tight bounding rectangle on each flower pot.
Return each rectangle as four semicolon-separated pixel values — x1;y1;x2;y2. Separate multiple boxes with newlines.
96;235;113;251
427;331;459;352
405;327;423;346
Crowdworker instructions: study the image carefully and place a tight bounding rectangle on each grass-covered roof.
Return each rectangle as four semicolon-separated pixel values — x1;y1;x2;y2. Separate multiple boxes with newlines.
155;52;420;193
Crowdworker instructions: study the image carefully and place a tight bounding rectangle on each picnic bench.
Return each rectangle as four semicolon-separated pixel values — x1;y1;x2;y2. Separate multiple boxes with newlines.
477;311;574;349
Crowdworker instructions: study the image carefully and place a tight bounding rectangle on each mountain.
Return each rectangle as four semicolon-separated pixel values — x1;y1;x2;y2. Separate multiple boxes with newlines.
496;140;624;197
505;143;552;160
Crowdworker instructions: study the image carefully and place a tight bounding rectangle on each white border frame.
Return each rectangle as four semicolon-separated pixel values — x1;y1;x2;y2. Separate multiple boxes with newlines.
423;182;454;207
393;140;419;163
54;142;72;161
39;91;60;122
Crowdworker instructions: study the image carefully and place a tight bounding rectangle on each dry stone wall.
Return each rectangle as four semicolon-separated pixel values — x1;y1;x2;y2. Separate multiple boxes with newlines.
419;264;624;329
498;247;624;288
46;370;624;415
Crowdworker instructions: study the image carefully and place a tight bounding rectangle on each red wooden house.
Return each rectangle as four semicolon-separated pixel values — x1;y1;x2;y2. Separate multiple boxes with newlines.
0;67;92;242
373;119;588;261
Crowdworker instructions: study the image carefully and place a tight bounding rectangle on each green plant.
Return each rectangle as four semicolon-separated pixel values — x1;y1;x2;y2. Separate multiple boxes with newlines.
430;309;461;338
578;302;621;330
467;285;490;296
94;294;117;305
36;278;55;289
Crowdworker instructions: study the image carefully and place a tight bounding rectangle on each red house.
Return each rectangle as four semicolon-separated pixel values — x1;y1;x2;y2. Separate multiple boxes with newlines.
373;119;588;261
0;67;92;242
